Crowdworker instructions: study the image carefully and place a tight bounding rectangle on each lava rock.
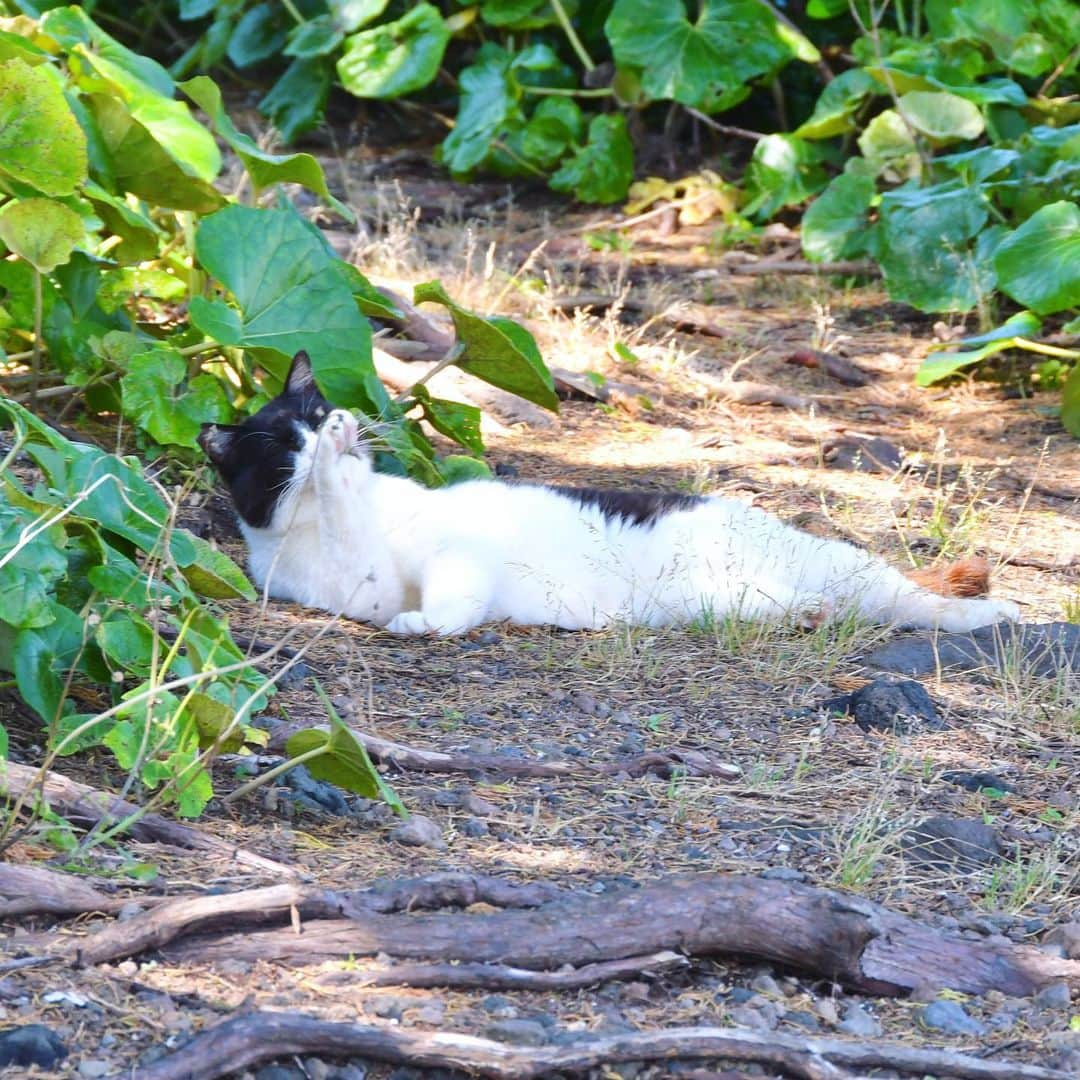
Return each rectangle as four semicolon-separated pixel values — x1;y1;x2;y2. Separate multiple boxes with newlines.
459;817;489;838
280;764;350;816
0;1025;68;1068
389;814;446;851
826;436;903;474
863;622;1080;679
819;678;941;733
483;1019;550;1047
902;815;1003;870
921;999;987;1036
1034;982;1072;1011
941;771;1017;794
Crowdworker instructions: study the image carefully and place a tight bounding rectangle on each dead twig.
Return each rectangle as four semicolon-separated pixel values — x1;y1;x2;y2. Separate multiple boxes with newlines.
140;1012;1077;1080
786;349;875;388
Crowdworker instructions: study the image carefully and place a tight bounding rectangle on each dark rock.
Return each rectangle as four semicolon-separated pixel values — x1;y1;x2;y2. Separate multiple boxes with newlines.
902;815;1003;870
1033;982;1072;1011
431;790;461;807
389;814;446;851
941;771;1017;795
785;1010;820;1031
760;867;806;882
281;764;350;816
818;678;941;733
331;1066;368;1080
921;998;987;1036
863;622;1080;679
480;995;516;1017
483;1019;550;1047
277;660;311;690
255;1068;307;1080
493;462;518;479
727;987;756;1004
0;1024;68;1068
827;436;902;473
459;817;489;838
838;1003;882;1038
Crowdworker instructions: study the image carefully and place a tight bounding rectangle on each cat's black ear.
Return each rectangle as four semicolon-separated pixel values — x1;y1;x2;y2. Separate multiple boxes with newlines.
285;351;316;396
198;423;239;465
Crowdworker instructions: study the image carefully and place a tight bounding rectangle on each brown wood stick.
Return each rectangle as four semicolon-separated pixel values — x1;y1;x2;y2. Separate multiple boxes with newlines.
138;1012;1077;1080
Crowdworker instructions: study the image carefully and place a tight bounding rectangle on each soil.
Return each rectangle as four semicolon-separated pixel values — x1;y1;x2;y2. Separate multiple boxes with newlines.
2;149;1079;1080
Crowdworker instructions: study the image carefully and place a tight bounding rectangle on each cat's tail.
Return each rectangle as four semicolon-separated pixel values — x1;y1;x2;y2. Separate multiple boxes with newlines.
903;556;990;598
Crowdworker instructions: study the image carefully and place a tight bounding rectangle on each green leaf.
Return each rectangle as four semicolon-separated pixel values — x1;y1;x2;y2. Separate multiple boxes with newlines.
994;201;1080;316
0;198;84;274
0;57;88;196
414;279;558;412
337;263;402;320
481;0;576;29
439;46;517;174
1062;364;1080;438
857;109;919;178
227;2;288;68
285;15;343;58
0;503;68;630
522;97;585;170
878;184;992;312
181;76;351;220
439;454;493;484
744;134;829;218
87;93;225;212
258;57;333;144
898;91;985;144
120;347;232;448
337;2;450;99
13;615;81;724
916;311;1044;386
43;6;220;185
796;69;880;139
180;535;257;601
802;173;876;262
605;0;799;114
414;387;485;454
0;28;51;67
330;0;392;32
550;113;634;204
194;205;386;415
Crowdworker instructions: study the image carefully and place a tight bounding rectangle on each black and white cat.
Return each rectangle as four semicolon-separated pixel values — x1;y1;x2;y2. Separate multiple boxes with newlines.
199;352;1020;637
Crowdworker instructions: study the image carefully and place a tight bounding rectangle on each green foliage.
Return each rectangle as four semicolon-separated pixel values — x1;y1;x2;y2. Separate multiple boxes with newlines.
0;399;269;818
0;8;559;821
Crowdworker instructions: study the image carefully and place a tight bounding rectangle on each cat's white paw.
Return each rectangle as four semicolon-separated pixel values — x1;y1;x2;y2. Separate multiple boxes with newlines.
321;410;358;456
938;597;1020;633
385;610;431;636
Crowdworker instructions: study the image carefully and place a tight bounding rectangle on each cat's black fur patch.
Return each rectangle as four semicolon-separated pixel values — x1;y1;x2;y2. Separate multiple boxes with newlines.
199;353;331;529
550;485;704;527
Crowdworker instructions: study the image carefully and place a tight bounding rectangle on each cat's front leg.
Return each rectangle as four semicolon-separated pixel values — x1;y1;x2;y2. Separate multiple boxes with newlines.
385;552;495;636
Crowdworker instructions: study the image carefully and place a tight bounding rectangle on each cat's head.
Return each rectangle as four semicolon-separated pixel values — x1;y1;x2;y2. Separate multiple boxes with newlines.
199;351;336;529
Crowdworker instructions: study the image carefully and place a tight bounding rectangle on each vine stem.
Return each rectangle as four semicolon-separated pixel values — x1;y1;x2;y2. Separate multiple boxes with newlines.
223;743;328;805
279;0;304;24
523;85;614;98
1012;338;1080;360
550;0;595;73
394;342;465;404
31;269;42;409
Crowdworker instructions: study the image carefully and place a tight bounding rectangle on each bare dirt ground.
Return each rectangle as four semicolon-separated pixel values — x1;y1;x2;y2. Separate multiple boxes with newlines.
3;158;1079;1079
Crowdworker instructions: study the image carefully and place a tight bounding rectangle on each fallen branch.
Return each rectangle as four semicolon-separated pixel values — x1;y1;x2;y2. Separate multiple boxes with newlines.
90;873;1078;998
269;724;740;782
0;863;154;918
59;872;565;966
722;259;880;277
140;1012;1076;1080
315;950;687;991
0;761;298;879
715;379;812;410
786;349;874;388
372;287;455;353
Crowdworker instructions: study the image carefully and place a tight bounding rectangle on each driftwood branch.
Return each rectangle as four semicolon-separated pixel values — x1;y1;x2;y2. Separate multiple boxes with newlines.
140;1012;1076;1080
723;259;881;277
315;950;687;991
0;761;298;879
67;872;1079;998
0;863;155;918
268;724;740;783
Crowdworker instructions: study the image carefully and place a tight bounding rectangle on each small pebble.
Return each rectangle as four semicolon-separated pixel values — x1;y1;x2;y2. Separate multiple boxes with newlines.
921;998;986;1036
390;814;446;851
838;1003;882;1038
1033;982;1072;1011
77;1060;111;1079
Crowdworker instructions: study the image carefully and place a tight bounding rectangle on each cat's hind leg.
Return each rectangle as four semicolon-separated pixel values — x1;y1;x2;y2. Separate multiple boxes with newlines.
385;551;495;636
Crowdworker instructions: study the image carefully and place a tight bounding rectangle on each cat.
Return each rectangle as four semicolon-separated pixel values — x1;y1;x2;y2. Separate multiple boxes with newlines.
199;352;1020;637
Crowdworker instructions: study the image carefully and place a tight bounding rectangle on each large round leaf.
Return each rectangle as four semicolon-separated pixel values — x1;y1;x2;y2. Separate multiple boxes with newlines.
801;173;876;262
193;205;385;414
0;197;84;273
549;113;634;204
898;91;985;144
337;2;449;99
994;201;1080;316
605;0;803;113
440;46;517;174
0;58;87;195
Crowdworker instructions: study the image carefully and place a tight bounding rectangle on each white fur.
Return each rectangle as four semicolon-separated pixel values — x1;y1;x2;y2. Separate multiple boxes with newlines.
242;410;1020;636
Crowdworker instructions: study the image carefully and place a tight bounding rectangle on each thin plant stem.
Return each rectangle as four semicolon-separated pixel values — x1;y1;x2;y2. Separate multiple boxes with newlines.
223;744;328;805
280;0;304;24
550;0;595;73
394;342;466;404
31;269;42;409
522;85;614;98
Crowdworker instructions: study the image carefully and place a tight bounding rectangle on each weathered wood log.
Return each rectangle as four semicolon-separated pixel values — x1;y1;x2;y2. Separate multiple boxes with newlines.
0;863;149;918
139;1012;1076;1080
315;951;687;991
95;873;1078;998
0;761;297;878
786;349;874;388
59;872;565;966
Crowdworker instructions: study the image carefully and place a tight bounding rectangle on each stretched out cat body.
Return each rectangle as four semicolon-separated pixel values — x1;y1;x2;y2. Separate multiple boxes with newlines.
199;353;1020;637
